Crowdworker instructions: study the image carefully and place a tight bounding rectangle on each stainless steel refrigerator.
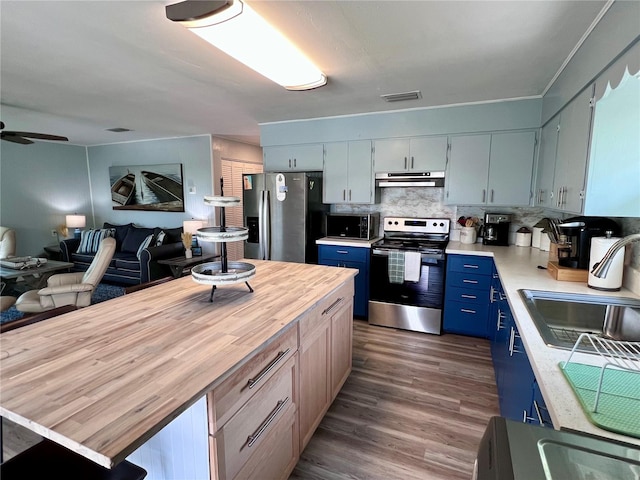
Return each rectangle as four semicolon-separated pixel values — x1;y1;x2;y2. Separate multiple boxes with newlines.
243;172;328;263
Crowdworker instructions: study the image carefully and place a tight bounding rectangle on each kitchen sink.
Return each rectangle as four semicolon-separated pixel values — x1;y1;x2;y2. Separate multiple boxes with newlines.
519;289;640;351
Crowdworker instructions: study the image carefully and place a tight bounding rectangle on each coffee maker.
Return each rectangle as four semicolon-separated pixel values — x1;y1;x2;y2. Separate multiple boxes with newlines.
483;213;511;246
557;216;621;269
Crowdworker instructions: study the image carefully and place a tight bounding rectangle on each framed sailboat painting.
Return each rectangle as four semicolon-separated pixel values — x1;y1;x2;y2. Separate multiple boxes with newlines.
109;163;185;212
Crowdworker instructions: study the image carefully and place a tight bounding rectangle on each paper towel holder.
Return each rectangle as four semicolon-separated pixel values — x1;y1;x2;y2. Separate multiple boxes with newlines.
589;231;640;291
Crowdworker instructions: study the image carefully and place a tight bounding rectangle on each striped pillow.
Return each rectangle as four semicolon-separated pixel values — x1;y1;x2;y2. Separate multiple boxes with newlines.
136;234;155;259
78;228;115;254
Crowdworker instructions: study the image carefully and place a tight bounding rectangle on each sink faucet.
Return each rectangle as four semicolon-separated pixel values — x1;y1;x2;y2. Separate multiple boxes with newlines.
591;232;640;278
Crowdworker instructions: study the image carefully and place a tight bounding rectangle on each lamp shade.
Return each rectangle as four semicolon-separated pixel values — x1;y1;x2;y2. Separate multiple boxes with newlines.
183;220;205;234
66;215;86;229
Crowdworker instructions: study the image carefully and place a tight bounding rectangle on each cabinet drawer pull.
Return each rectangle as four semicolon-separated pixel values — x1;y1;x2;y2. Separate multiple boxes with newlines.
322;297;344;316
246;396;289;448
462;264;479;269
336;250;349;254
461;294;477;299
523;409;537;424
247;348;290;390
533;400;548;426
460;308;476;314
462;279;478;284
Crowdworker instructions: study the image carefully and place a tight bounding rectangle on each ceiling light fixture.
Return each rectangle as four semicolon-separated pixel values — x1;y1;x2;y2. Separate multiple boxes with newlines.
166;0;327;91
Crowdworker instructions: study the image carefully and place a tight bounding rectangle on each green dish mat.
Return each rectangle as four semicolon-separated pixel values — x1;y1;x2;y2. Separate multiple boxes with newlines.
559;361;640;438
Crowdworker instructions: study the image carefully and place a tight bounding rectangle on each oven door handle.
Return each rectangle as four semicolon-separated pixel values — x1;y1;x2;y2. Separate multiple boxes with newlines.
371;249;444;262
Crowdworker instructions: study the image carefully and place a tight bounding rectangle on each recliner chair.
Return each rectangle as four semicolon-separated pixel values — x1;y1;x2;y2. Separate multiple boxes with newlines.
16;237;116;313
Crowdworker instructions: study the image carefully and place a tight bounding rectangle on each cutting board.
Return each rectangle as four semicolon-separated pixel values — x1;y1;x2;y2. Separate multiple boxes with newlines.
547;261;588;282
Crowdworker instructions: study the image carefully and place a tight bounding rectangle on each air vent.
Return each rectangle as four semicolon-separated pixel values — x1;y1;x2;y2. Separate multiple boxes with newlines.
381;90;422;102
106;127;133;133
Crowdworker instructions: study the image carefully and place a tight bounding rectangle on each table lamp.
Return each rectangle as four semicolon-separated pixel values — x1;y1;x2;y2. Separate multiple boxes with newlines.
183;220;205;255
66;214;86;239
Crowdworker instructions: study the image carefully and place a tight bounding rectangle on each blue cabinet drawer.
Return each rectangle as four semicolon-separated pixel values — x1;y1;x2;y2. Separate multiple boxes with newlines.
318;244;369;263
443;300;490;337
448;255;493;275
447;271;492;291
446;286;488;304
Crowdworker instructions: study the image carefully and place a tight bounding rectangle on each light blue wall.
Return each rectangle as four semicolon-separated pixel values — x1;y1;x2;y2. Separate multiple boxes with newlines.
0;141;91;256
542;1;640;124
260;98;542;146
87;135;214;230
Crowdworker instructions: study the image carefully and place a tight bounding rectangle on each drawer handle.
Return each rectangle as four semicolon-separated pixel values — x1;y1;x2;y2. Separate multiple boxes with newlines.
462;264;479;269
462;279;478;284
533;400;548;426
247;349;290;390
461;294;477;299
322;297;344;316
460;308;476;314
247;396;289;448
336;250;349;254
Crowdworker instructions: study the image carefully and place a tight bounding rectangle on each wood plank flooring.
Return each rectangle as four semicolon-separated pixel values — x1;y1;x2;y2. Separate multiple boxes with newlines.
289;319;500;480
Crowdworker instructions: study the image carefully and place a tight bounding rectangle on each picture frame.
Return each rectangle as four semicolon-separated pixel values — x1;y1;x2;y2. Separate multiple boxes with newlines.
192;246;203;256
109;163;185;212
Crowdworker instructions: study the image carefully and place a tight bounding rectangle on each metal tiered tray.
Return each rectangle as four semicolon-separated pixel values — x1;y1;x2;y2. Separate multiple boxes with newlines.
191;186;255;301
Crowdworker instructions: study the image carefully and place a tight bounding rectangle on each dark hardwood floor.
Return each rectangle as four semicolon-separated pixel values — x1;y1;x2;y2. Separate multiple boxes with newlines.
2;320;499;479
289;319;500;480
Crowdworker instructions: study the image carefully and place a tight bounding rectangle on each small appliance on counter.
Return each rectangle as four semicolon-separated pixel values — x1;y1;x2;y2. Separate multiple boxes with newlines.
325;213;379;240
483;213;511;246
557;216;621;269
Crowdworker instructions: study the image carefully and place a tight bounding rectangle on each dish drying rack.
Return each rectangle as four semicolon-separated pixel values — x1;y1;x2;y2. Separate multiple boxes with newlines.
191;179;255;302
562;333;640;413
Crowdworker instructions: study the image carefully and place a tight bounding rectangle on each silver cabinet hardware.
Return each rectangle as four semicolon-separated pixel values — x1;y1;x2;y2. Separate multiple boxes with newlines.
461;308;477;314
462;279;479;284
482;189;486;203
247;349;291;390
461;294;477;299
336;250;348;254
463;264;479;269
490;189;494;203
322;297;344;316
246;397;289;447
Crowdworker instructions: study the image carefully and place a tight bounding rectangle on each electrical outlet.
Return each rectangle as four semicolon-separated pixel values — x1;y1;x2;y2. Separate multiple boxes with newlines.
51;229;58;237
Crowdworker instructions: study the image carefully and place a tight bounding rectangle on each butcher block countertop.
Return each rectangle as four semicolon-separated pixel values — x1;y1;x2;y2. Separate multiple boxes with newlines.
0;260;356;468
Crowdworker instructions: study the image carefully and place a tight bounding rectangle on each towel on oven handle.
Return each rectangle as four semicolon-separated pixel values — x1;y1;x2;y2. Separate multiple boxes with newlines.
388;251;405;284
404;251;421;282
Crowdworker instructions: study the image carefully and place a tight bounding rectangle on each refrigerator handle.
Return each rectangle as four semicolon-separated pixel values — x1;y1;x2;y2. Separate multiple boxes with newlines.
260;190;271;260
258;191;265;260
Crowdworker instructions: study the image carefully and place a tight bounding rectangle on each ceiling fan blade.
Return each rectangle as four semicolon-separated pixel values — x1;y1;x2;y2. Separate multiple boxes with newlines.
0;133;34;144
6;131;68;141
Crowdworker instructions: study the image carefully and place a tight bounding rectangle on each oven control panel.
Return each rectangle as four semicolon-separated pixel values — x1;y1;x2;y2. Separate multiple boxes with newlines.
383;217;450;235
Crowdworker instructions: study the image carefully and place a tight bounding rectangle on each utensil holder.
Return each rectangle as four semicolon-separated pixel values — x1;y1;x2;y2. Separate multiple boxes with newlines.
460;226;477;244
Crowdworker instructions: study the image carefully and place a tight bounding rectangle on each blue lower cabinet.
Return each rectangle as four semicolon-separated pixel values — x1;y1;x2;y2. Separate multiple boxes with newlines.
442;300;490;336
318;244;369;318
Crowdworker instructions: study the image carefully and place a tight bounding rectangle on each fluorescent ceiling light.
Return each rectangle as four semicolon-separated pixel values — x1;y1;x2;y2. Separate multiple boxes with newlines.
166;0;327;91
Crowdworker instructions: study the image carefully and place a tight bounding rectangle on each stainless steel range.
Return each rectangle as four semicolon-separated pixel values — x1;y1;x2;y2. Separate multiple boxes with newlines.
369;217;450;334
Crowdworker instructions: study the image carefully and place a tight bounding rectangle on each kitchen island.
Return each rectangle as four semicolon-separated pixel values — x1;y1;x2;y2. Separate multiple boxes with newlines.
0;260;356;478
446;241;640;446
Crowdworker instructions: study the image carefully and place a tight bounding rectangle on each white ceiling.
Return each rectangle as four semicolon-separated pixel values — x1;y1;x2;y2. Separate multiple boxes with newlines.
0;0;608;147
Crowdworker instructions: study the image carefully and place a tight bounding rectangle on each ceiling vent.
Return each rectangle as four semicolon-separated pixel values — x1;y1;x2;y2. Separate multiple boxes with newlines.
381;90;422;102
106;127;133;133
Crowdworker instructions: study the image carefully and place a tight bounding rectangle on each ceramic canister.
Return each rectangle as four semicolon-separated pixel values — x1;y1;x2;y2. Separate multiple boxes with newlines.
531;227;544;249
460;226;477;244
515;232;532;247
588;236;624;290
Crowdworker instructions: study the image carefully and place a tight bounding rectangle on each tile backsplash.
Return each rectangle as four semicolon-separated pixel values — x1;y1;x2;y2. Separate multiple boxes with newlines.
331;186;640;293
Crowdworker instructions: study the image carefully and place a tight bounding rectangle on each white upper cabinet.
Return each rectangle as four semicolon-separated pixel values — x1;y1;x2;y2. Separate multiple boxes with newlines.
534;115;560;207
445;131;536;206
263;144;324;171
324;141;375;204
552;86;595;213
373;136;448;173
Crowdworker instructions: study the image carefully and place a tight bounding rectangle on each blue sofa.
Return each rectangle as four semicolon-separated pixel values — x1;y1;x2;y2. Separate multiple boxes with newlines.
60;222;184;285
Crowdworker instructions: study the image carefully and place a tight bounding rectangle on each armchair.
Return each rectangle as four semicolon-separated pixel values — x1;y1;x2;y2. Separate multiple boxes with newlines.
16;238;116;314
0;226;16;258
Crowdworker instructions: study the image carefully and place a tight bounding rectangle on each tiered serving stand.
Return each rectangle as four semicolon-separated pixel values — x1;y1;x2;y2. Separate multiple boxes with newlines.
191;183;255;302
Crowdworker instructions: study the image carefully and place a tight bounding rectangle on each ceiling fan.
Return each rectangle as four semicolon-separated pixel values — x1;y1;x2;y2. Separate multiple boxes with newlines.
1;121;69;145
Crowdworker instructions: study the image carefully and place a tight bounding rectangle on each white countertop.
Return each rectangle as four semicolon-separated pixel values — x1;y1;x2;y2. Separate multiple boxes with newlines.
316;237;381;248
446;241;640;446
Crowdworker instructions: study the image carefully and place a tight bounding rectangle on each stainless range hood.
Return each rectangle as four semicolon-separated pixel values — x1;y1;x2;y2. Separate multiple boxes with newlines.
375;171;445;187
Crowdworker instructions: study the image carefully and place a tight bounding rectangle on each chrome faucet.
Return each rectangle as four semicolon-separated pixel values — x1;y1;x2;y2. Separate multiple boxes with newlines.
591;232;640;278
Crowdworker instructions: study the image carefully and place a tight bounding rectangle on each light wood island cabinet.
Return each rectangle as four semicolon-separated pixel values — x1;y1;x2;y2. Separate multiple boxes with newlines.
0;260;356;480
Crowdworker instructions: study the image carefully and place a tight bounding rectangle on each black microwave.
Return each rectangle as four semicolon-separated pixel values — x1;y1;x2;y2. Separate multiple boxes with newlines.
325;213;379;240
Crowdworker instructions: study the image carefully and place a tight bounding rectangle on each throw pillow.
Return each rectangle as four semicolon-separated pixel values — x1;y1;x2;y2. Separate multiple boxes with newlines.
162;227;183;244
136;234;155;260
78;229;115;254
103;222;133;250
121;227;155;253
155;230;166;246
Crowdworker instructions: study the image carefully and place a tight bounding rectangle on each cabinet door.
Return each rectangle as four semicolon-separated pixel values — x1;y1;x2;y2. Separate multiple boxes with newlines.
330;299;353;399
373;138;410;172
323;142;349;203
487;131;536;206
264;144;323;171
298;318;331;450
553;86;594;213
410;136;448;171
445;134;491;205
535;117;560;207
346;140;374;203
